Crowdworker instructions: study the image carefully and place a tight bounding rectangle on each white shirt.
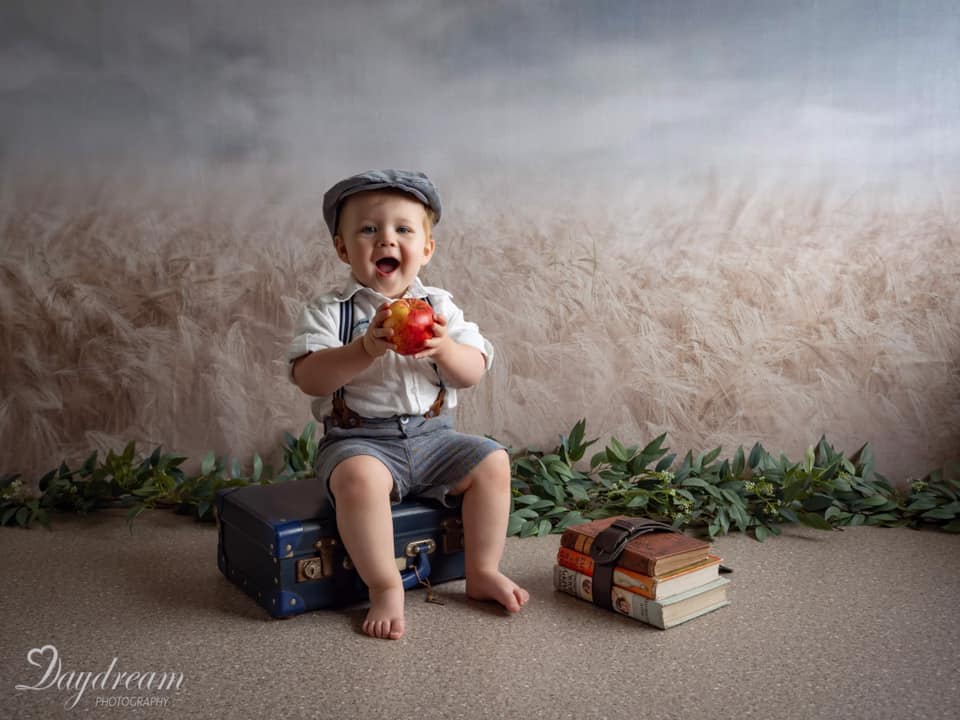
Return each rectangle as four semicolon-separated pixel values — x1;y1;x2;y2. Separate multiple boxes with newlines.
287;275;494;420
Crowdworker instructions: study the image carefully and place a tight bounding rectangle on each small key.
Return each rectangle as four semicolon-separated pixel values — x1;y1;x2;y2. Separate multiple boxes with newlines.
424;588;446;605
415;568;445;605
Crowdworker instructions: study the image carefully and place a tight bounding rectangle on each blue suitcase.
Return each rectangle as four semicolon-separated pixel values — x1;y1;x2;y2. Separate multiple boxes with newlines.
215;477;466;618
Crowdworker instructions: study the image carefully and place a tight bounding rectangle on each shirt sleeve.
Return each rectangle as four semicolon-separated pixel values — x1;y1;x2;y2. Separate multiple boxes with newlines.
430;291;495;370
286;298;341;381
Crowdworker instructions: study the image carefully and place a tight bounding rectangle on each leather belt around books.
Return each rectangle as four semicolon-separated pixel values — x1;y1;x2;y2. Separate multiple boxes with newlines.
588;517;684;612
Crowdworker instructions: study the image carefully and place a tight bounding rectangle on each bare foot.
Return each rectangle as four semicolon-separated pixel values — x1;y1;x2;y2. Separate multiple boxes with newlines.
465;570;530;613
362;586;405;640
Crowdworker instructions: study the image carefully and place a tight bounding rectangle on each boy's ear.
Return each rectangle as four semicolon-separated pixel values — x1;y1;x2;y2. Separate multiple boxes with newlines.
334;235;350;264
421;234;436;264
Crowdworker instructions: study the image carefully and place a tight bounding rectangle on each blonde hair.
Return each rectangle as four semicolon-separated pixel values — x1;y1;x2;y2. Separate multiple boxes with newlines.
422;206;438;239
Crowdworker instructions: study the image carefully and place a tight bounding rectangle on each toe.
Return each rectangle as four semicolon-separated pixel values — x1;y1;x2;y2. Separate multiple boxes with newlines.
513;587;530;610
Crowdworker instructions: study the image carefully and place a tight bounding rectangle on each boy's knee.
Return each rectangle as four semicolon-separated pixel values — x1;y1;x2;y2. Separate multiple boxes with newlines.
481;448;511;481
329;456;393;503
457;449;511;494
490;448;510;474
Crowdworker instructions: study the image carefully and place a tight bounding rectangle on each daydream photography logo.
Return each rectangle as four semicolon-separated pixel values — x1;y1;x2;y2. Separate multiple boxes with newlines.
14;644;185;710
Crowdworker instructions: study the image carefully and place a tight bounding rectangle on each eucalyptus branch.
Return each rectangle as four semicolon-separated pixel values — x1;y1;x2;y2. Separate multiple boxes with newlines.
506;420;960;541
3;418;957;540
0;422;320;531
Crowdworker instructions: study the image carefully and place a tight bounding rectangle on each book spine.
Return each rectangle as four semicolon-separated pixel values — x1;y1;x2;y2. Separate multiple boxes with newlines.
556;547;657;599
562;529;595;557
556;546;595;575
560;528;656;576
553;565;666;629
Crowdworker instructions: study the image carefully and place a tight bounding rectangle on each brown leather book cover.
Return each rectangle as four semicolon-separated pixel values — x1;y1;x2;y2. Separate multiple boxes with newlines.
560;516;711;576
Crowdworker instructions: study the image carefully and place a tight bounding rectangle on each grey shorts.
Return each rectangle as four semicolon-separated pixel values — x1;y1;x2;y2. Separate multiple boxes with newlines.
315;413;505;508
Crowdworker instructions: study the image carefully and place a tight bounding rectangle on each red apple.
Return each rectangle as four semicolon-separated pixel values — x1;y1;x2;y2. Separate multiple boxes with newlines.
383;298;435;355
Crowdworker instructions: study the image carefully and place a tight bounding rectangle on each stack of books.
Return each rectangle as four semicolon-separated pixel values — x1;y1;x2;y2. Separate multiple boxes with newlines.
553;516;731;629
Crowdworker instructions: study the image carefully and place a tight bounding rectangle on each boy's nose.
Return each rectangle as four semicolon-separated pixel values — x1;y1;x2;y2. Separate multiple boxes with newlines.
377;232;398;246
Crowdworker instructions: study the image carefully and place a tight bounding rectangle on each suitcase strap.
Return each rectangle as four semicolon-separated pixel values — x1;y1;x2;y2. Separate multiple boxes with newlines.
588;518;683;611
400;542;433;590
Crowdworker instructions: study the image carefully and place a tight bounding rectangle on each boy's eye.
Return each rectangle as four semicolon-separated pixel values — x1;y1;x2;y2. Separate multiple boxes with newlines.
396;225;413;234
360;224;377;234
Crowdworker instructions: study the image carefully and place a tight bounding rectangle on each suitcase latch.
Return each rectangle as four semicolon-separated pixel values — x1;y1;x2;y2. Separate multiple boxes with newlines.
295;538;338;582
404;538;436;557
440;517;465;553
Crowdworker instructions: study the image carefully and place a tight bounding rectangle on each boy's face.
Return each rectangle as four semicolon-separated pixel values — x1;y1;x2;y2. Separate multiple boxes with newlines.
333;190;435;299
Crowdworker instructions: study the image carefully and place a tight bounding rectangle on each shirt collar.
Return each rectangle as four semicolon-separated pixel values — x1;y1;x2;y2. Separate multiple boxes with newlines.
334;274;429;303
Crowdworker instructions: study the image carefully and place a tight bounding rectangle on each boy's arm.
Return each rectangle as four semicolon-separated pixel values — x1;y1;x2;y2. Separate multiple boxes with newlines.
414;315;487;389
292;304;395;396
292;337;374;396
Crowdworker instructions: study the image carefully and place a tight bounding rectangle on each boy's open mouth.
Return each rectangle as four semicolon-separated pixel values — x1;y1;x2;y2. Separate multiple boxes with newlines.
376;258;400;276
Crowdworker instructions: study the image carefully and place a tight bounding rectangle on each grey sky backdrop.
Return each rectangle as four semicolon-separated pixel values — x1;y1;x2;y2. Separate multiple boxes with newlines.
1;0;957;196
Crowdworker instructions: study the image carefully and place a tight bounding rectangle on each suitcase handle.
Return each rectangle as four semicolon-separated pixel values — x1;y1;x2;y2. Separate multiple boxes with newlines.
400;542;433;590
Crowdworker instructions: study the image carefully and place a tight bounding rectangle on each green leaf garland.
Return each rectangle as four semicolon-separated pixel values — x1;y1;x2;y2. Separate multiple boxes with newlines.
2;420;958;539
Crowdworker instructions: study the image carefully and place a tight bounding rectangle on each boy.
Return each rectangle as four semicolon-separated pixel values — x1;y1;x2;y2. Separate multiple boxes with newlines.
288;170;529;640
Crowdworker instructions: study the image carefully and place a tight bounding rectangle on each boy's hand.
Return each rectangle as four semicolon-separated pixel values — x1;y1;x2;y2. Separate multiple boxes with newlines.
361;303;398;358
413;314;455;361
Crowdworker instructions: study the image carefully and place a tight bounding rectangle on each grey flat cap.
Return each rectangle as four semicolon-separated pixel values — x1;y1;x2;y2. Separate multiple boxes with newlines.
322;169;442;239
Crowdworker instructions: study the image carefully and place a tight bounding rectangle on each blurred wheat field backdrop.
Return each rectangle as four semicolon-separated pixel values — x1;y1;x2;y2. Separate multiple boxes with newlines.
1;175;958;487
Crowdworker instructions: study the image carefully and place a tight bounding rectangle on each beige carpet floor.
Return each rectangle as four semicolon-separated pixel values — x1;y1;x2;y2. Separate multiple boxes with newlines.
2;509;958;719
